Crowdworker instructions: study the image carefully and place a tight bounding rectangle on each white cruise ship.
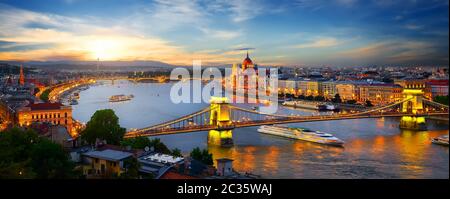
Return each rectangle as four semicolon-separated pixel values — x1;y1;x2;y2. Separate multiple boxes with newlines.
257;125;344;146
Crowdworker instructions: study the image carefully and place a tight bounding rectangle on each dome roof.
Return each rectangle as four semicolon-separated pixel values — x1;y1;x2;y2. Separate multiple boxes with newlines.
242;52;253;67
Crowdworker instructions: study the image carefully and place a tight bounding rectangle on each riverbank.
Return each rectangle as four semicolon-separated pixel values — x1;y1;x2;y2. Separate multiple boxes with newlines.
71;80;449;179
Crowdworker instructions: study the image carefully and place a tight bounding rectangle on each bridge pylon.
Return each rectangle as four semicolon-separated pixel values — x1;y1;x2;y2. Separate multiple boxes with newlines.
208;97;234;147
399;89;427;130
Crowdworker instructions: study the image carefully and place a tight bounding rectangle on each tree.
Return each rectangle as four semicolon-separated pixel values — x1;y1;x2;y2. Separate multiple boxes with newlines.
119;157;141;179
346;99;357;104
30;139;76;179
121;137;152;150
298;95;305;100
40;88;51;102
201;149;213;165
190;147;213;165
81;109;126;145
433;95;449;106
0;128;38;178
171;148;182;157
121;137;176;156
0;127;77;179
365;100;374;107
314;96;325;101
305;95;314;101
332;94;342;103
149;138;171;154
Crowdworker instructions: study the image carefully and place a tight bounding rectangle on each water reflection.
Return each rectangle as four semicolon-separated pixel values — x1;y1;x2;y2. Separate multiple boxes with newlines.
74;81;449;178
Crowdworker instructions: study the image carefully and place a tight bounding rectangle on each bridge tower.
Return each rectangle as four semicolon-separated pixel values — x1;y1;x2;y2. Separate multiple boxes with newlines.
399;89;427;130
208;97;234;147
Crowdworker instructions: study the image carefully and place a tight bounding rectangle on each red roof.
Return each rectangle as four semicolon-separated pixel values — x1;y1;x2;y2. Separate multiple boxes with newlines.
359;83;402;88
160;171;198;179
27;102;63;110
427;79;449;86
242;52;254;67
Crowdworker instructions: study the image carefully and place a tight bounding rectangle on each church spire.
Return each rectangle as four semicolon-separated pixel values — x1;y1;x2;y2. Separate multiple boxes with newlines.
19;64;25;86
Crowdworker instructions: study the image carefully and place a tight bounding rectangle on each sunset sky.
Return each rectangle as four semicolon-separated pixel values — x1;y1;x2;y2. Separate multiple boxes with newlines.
0;0;448;66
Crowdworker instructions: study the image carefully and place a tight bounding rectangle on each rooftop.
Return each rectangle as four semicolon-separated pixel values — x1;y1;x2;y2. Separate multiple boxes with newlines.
27;102;64;110
216;158;234;163
83;149;133;162
139;153;184;164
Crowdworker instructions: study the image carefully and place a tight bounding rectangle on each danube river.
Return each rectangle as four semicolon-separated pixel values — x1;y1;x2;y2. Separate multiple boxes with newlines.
72;80;449;179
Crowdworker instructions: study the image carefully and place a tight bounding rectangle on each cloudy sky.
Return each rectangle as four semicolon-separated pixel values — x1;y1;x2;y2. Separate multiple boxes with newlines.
0;0;448;66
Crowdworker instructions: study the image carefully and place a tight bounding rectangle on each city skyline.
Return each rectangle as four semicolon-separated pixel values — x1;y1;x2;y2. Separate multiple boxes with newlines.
0;0;449;67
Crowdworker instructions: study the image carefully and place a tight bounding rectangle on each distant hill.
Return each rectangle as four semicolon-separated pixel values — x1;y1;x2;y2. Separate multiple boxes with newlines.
0;60;177;71
0;60;238;71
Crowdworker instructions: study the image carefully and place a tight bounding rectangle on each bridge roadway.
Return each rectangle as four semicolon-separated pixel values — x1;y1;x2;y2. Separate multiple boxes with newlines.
124;112;448;138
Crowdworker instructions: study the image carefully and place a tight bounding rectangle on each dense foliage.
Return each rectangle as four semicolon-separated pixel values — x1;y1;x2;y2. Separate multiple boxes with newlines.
121;137;182;157
332;94;342;103
190;147;213;166
39;88;51;102
434;95;449;106
80;109;126;145
346;99;357;104
0;128;77;179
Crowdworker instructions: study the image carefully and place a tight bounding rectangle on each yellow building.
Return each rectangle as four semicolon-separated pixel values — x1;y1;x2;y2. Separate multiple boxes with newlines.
335;83;356;101
296;80;319;96
358;84;403;104
320;81;338;99
82;149;134;177
17;102;74;135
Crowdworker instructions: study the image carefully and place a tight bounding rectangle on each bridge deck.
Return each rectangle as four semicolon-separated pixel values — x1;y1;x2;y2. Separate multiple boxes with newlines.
125;112;448;138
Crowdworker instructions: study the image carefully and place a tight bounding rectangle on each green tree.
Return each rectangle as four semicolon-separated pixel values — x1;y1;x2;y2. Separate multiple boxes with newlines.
190;147;213;166
171;148;182;157
149;138;171;154
346;99;357;104
298;95;305;100
0;127;77;179
332;94;342;103
314;96;325;101
201;149;213;165
40;88;51;102
119;157;141;179
121;137;152;150
365;100;374;107
305;95;314;101
30;139;76;179
0;128;37;178
433;95;449;106
81;109;126;145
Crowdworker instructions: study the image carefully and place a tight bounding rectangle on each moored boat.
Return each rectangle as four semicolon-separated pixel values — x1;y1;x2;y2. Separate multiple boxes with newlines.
432;135;449;146
109;94;133;102
70;99;78;105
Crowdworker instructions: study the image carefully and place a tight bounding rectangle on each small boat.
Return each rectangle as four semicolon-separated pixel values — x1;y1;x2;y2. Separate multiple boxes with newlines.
73;92;80;99
109;94;133;102
432;135;449;146
257;125;344;146
70;99;78;105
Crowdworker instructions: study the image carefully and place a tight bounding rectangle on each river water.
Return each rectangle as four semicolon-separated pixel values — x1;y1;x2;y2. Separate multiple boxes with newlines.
72;80;449;179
